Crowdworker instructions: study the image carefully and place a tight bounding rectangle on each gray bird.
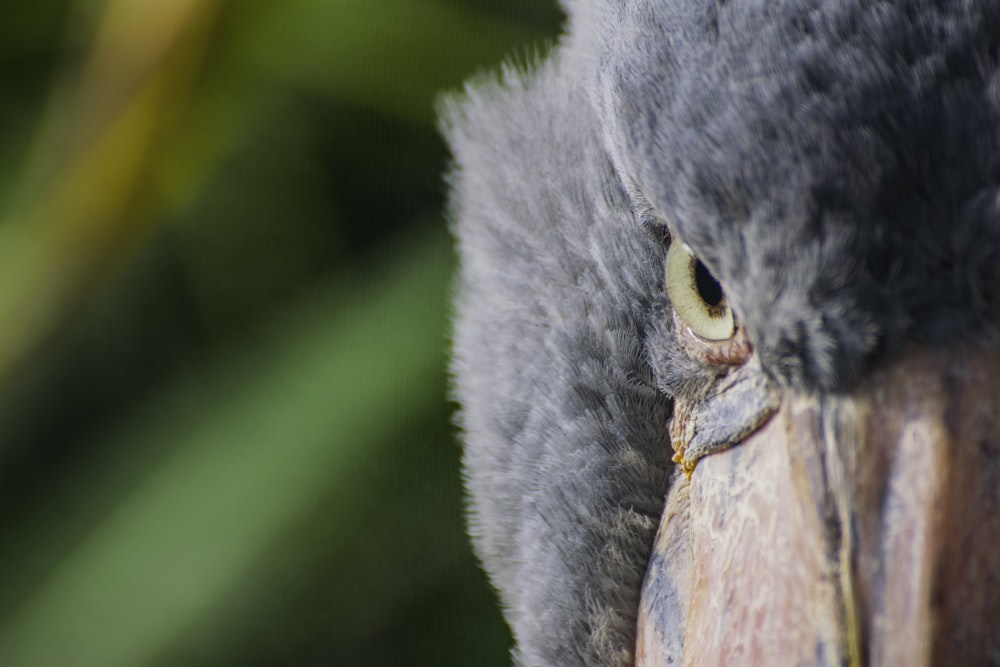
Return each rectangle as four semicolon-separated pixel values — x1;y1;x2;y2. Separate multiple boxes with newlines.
444;1;1000;665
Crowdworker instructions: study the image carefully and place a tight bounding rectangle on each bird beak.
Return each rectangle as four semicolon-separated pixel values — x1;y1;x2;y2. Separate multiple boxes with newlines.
637;343;1000;666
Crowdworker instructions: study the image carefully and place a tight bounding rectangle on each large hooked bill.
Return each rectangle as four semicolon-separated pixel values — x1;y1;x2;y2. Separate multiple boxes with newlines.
637;343;1000;666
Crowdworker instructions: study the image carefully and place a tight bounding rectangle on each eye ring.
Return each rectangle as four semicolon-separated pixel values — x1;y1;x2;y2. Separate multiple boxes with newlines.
665;241;735;341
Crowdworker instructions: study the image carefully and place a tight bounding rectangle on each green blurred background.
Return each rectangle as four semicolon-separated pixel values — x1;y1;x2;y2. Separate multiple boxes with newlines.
0;1;562;664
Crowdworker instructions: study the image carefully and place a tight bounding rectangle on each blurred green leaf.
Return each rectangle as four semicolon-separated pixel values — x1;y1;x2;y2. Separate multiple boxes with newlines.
0;229;460;666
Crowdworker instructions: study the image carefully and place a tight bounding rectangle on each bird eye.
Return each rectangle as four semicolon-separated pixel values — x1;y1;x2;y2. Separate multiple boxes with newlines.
665;241;735;341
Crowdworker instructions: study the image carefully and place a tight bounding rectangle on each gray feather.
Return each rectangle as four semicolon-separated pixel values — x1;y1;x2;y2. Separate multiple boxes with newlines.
443;47;674;666
597;0;1000;390
444;0;1000;664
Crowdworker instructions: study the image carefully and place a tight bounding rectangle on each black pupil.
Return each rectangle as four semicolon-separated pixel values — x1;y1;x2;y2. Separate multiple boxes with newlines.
693;260;724;307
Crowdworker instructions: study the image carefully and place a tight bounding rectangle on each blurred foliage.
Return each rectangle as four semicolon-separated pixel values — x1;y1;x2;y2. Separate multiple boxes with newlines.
0;1;562;665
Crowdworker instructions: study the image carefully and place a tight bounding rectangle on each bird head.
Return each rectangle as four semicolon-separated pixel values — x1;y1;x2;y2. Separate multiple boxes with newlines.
446;1;1000;665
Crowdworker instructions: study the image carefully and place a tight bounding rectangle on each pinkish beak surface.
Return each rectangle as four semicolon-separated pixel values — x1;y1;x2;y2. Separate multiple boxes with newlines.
638;345;1000;666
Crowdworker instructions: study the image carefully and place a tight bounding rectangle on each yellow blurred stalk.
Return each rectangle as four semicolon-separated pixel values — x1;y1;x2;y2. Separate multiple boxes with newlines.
0;0;222;383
